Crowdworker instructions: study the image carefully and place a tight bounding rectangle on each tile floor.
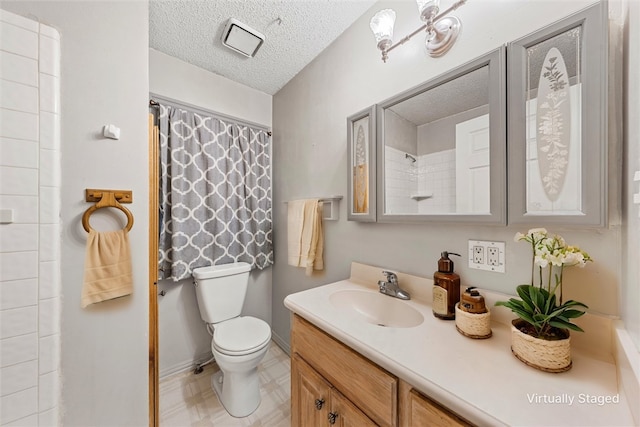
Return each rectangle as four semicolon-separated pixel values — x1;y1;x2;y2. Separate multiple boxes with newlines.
160;341;291;427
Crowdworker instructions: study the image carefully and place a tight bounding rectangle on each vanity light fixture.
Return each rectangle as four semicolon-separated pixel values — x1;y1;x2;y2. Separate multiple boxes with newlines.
369;0;467;62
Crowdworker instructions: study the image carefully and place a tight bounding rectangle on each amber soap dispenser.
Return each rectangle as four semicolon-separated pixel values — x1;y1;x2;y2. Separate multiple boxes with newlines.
432;251;461;320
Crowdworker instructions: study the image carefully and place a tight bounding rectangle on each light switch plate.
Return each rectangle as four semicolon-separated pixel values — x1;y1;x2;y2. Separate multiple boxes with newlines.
468;240;505;273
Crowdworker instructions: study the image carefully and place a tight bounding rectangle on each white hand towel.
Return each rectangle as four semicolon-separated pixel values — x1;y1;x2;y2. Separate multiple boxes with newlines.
81;229;133;308
287;200;307;267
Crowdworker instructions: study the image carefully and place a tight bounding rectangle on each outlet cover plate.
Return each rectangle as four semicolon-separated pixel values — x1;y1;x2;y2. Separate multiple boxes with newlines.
468;240;505;273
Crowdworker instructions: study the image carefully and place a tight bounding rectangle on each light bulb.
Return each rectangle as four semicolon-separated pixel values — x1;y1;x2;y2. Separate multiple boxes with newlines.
370;9;396;50
416;0;440;22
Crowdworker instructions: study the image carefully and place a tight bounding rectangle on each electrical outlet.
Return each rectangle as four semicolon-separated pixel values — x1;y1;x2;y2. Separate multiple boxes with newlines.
487;247;499;266
468;240;506;273
472;246;484;264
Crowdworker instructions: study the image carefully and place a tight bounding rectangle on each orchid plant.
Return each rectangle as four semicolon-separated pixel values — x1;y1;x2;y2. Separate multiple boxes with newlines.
496;228;592;340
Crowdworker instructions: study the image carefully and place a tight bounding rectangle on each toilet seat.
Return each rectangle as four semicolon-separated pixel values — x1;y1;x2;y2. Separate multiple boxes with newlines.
213;316;271;356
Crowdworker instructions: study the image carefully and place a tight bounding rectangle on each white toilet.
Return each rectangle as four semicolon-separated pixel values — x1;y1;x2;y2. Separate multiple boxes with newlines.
192;262;271;418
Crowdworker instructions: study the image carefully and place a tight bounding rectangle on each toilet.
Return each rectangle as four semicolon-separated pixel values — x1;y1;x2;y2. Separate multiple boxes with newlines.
192;262;271;418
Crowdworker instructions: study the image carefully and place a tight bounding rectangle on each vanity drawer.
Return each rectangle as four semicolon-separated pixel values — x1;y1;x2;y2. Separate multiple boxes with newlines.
291;314;398;427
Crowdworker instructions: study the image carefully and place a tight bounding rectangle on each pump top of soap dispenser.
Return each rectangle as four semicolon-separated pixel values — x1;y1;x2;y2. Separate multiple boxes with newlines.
438;251;460;273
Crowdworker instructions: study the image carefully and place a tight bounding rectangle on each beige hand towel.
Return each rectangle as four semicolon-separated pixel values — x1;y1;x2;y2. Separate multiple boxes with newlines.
81;229;133;308
288;199;324;276
301;201;323;276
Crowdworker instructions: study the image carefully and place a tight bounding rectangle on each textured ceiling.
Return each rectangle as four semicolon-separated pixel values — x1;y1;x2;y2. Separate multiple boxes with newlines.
149;0;377;95
389;65;489;125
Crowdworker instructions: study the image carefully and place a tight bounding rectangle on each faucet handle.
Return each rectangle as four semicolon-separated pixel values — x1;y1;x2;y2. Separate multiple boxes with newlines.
382;270;398;283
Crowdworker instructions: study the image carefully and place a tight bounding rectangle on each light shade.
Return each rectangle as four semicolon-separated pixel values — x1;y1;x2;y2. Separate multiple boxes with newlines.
221;18;265;58
370;9;396;49
416;0;440;22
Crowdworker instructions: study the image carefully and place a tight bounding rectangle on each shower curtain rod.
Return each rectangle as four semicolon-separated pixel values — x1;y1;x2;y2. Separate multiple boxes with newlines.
148;93;272;136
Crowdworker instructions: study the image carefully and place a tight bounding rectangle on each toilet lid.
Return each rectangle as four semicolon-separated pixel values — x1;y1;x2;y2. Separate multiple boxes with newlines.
213;317;271;355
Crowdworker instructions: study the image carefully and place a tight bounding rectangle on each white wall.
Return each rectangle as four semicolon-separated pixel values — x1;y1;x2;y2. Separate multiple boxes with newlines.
622;0;640;349
272;0;628;351
0;1;150;425
0;10;61;425
149;49;274;376
150;49;272;128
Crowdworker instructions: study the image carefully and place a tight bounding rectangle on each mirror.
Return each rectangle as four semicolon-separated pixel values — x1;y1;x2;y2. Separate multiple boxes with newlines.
525;29;583;215
377;47;506;224
347;106;376;222
507;3;607;226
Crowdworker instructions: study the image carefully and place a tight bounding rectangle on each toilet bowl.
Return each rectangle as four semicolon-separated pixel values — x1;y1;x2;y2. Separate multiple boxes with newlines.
210;316;271;417
192;263;271;418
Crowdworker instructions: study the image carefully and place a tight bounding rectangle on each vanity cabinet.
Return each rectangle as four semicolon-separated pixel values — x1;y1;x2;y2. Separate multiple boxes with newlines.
292;355;377;426
399;381;471;427
291;314;397;426
291;314;473;426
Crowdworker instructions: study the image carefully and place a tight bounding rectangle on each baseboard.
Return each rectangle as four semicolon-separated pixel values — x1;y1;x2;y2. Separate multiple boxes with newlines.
271;330;291;356
159;334;290;380
159;351;214;380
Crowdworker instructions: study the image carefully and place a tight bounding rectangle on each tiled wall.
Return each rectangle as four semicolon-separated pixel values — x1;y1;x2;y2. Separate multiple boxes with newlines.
384;146;457;215
384;146;418;214
417;149;456;214
0;9;61;426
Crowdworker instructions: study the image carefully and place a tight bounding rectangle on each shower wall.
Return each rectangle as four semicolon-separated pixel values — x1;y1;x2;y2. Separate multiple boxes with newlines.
384;146;418;214
0;9;61;425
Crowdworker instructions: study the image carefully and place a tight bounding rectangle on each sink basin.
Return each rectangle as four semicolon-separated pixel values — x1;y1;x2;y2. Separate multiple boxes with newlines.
329;289;424;328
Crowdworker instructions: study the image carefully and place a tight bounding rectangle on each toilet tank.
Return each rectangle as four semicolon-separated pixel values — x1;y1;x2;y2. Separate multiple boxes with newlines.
192;262;251;324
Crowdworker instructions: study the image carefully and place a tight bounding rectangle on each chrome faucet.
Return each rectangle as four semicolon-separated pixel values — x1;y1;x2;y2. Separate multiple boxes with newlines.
377;271;410;300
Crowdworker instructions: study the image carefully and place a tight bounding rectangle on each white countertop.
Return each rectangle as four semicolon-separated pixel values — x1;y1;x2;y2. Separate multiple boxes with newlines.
284;268;636;426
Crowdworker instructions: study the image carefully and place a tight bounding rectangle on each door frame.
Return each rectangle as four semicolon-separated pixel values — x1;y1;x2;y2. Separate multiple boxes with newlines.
148;113;160;427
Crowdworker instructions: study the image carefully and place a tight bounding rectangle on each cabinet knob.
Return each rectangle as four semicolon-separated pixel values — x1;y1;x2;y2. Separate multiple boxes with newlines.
328;412;338;425
159;290;166;296
314;398;325;410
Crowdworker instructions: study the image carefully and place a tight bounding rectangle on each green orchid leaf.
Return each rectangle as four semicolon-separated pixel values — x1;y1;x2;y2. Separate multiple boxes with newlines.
543;294;555;314
549;320;585;333
562;300;589;309
516;286;535;310
510;308;537;325
531;286;546;311
560;309;586;319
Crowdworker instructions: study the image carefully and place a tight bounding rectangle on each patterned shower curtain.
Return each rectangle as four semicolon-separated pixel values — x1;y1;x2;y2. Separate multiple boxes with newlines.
158;104;273;282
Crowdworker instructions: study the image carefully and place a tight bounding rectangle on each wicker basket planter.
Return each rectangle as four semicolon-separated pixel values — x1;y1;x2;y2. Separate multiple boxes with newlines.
510;319;572;373
455;303;492;339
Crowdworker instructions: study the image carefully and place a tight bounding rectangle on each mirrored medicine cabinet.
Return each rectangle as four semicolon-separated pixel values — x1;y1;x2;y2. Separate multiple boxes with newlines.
507;2;607;227
376;47;507;225
347;2;607;227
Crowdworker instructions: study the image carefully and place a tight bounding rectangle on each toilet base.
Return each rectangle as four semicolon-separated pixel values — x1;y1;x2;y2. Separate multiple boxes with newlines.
211;369;261;418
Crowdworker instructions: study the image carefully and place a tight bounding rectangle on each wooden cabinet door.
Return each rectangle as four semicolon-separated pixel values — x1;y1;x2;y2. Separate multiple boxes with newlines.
292;355;331;427
406;390;470;427
329;389;377;427
399;380;472;427
292;315;397;426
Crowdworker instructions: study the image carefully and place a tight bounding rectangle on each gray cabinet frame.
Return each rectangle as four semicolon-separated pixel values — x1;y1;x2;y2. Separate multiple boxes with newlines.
507;2;608;227
376;47;507;224
347;105;377;222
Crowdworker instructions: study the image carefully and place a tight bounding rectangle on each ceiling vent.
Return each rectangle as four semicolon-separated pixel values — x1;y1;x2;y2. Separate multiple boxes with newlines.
221;18;265;58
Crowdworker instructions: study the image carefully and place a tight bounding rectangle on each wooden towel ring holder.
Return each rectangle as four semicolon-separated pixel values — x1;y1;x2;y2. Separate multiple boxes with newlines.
82;190;134;233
